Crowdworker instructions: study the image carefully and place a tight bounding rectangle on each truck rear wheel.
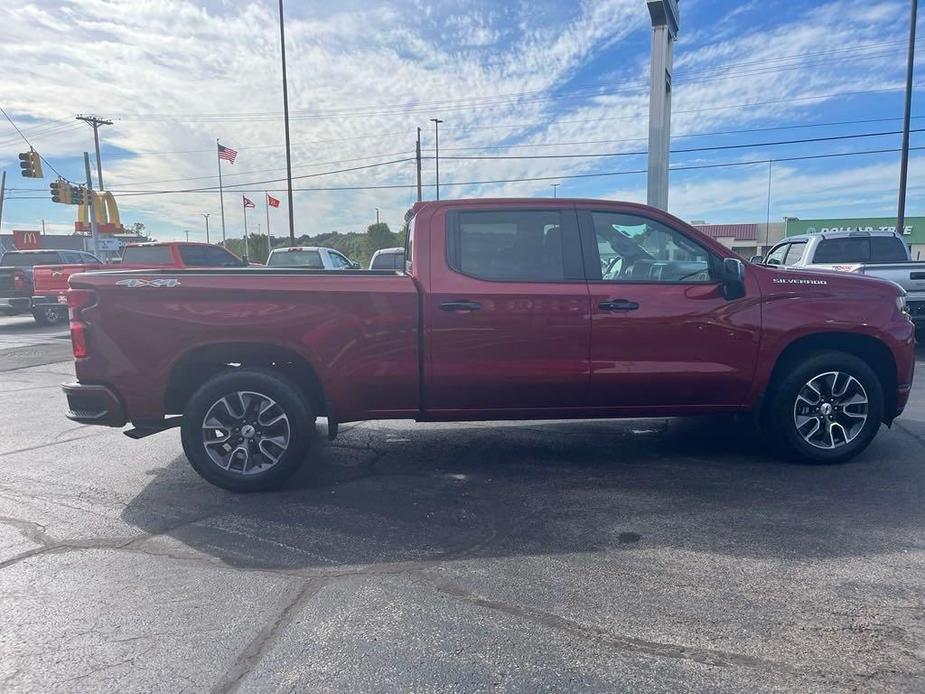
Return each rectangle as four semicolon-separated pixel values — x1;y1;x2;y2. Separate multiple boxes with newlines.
32;306;67;326
180;368;313;492
766;350;883;463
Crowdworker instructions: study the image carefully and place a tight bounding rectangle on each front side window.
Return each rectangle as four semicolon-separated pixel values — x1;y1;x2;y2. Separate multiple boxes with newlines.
765;244;789;265
328;251;352;269
590;212;712;282
449;209;566;281
782;241;807;266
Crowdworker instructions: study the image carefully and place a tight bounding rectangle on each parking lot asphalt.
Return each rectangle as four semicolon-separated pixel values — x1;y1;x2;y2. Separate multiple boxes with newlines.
0;313;924;693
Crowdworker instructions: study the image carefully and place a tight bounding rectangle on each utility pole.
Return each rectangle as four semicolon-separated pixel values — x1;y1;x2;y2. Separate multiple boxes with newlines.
415;127;423;202
897;0;918;236
41;219;46;235
184;230;190;242
430;118;443;200
83;152;100;257
646;1;679;211
202;213;210;244
76;115;112;190
376;208;380;225
278;0;296;244
552;183;560;198
0;172;6;235
765;160;773;254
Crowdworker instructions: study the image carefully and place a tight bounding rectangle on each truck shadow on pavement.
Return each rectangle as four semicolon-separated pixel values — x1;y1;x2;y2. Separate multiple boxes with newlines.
120;414;925;572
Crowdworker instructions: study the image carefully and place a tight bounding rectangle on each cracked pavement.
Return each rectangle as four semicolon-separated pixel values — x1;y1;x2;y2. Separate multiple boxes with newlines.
1;314;924;692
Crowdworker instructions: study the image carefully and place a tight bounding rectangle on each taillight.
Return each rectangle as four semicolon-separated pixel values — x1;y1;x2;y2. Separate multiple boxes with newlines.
67;289;96;359
12;270;24;291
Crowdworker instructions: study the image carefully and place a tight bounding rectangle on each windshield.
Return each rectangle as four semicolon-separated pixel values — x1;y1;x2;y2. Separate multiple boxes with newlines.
1;251;60;267
267;250;324;268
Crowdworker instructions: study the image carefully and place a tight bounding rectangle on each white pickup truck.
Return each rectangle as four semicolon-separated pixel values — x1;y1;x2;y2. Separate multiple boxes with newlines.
757;230;925;338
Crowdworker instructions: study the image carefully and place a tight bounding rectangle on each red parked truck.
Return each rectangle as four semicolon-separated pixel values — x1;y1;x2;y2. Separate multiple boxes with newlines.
63;199;916;491
31;242;245;325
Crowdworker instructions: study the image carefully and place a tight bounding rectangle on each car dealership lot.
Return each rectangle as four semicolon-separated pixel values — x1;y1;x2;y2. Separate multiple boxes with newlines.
1;315;923;693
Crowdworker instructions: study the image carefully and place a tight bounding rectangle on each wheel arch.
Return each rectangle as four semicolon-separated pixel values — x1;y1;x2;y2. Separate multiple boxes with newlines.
761;332;897;423
164;341;327;418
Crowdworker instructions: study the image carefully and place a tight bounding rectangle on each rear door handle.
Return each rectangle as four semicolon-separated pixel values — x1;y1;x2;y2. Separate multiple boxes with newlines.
598;299;639;311
440;300;481;312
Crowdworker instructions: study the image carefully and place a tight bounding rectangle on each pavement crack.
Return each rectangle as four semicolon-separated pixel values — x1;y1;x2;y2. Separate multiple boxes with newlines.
0;431;108;459
210;578;328;694
423;577;800;674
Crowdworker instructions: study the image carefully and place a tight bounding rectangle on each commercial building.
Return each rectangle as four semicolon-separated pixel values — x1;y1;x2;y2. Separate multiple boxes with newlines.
784;217;925;260
691;222;786;260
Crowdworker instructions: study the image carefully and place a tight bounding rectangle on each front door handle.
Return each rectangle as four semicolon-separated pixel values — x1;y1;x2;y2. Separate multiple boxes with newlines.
598;299;639;311
440;300;481;312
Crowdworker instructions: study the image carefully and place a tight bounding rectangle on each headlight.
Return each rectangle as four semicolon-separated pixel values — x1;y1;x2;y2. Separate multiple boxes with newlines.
897;294;909;314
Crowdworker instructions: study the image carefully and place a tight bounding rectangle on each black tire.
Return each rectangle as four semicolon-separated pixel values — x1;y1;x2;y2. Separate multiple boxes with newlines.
765;350;884;464
180;368;313;492
32;306;67;326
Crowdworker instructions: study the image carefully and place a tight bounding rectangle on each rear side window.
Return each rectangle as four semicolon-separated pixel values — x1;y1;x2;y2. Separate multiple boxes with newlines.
870;237;908;262
122;246;173;264
178;245;240;267
814;238;869;263
267;250;324;268
1;251;61;266
448;209;567;281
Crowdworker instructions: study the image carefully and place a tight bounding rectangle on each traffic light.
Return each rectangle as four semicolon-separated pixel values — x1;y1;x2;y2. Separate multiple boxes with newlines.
19;149;43;178
71;186;87;206
50;179;73;205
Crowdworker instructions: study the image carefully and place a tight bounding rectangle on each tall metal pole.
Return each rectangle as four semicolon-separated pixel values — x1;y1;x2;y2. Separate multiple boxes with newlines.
216;140;227;246
0;172;6;236
897;0;918;235
202;213;210;244
376;208;380;225
242;196;250;261
279;0;295;244
430;118;443;200
76;115;112;190
265;193;271;249
646;1;679;211
83;152;100;258
552;183;560;198
765;160;773;253
416;127;423;202
184;230;190;242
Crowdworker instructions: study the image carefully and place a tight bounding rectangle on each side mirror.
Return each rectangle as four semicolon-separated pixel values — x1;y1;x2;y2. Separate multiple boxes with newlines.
722;257;746;300
748;255;764;264
350;261;361;269
766;257;782;266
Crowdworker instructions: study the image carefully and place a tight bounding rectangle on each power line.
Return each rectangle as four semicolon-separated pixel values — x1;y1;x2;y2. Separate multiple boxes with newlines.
7;145;922;200
0;104;65;178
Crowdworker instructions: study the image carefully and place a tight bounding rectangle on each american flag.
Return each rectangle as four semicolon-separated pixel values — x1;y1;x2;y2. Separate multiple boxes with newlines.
243;196;255;208
217;143;237;164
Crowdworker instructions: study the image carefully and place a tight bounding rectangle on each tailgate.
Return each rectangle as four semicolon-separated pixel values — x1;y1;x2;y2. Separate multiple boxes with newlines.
34;265;83;293
0;268;16;293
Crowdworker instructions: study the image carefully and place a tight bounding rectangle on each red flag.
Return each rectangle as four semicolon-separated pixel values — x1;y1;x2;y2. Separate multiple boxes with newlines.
243;196;255;208
267;194;280;208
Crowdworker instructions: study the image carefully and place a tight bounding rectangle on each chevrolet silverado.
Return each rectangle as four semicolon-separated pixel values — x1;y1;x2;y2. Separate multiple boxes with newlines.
63;199;916;491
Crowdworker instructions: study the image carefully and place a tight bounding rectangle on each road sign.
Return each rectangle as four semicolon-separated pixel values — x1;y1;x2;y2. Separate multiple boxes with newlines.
96;237;123;251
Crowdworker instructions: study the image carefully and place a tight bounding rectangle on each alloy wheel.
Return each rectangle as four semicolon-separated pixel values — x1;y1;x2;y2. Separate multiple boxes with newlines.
201;390;291;475
793;371;868;450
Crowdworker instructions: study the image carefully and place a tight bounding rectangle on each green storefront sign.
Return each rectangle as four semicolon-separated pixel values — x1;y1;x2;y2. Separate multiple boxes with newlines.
785;217;925;243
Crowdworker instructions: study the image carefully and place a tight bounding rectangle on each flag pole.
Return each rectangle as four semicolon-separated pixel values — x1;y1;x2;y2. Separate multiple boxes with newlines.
242;196;250;262
216;139;226;246
265;192;272;249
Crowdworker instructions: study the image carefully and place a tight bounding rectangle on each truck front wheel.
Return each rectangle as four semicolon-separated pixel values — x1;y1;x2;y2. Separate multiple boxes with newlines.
180;368;313;492
766;351;884;463
32;306;67;326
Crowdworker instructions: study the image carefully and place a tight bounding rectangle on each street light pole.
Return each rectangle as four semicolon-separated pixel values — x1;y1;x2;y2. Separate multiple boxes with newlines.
202;213;211;244
278;0;296;245
646;1;679;211
897;0;918;235
184;230;190;242
552;183;560;198
375;207;380;225
430;118;443;200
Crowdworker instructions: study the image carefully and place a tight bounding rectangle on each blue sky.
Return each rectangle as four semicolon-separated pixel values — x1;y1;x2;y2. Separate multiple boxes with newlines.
0;0;921;241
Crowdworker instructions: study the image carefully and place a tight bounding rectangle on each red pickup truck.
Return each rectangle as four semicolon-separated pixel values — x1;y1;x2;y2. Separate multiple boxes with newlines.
32;241;245;324
63;199;916;491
